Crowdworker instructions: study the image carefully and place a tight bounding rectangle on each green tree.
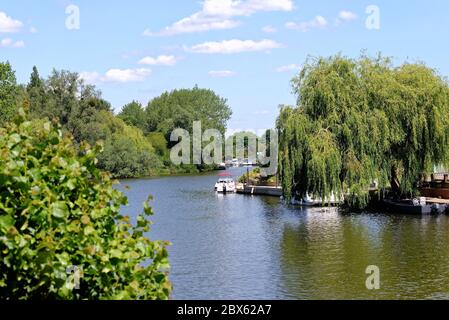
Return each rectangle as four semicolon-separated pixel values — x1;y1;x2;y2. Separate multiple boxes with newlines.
147;132;169;159
145;86;232;140
27;66;48;120
76;110;162;178
278;54;449;208
99;119;162;178
44;69;80;124
43;69;109;131
0;109;171;300
28;66;43;90
0;62;19;126
118;101;146;131
24;67;158;178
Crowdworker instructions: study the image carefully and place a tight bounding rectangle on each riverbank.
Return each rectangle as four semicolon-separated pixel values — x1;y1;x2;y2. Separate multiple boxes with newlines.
116;165;223;180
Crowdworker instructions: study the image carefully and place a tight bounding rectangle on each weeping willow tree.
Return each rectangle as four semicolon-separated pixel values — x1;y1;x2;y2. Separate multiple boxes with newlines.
277;54;449;208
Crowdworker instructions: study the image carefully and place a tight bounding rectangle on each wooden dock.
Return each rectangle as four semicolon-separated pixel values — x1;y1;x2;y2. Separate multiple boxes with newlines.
424;197;449;205
236;184;283;197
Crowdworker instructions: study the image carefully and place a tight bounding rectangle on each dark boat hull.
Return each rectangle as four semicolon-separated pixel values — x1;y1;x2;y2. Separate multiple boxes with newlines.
383;199;447;215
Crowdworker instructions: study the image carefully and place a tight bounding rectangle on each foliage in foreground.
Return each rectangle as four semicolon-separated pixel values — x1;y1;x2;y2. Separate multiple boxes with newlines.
0;109;171;300
278;54;449;208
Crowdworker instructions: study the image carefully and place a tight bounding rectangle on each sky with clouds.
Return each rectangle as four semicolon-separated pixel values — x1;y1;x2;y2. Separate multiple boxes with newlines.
1;0;449;133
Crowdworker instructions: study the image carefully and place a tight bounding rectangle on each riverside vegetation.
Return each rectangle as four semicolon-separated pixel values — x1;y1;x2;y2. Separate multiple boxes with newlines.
2;53;449;300
277;54;449;209
0;62;233;179
0;107;171;299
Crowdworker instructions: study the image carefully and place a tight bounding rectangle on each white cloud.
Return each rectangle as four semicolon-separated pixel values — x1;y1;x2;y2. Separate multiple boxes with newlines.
143;14;240;36
275;64;300;72
262;25;277;33
253;110;270;115
104;68;152;83
338;10;358;22
188;39;282;54
0;11;23;33
286;15;328;32
0;38;25;48
144;0;293;36
30;26;38;34
335;10;358;26
138;55;178;66
209;70;236;78
12;40;24;48
80;68;152;84
202;0;294;16
79;71;101;84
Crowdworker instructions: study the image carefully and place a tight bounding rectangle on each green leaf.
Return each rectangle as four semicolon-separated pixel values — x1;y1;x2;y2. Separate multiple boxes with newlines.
0;215;15;231
0;105;171;300
50;202;69;219
110;249;123;259
84;226;95;236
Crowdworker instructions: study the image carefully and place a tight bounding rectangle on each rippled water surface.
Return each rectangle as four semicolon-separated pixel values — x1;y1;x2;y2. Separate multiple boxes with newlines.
118;168;449;300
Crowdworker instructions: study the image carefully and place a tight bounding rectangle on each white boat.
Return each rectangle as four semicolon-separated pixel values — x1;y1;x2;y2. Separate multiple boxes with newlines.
291;192;343;207
241;159;254;166
218;162;227;170
215;178;236;193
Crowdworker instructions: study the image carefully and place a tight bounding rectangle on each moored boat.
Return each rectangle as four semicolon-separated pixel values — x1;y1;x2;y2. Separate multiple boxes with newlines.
214;173;236;193
217;162;227;170
419;172;449;199
241;159;254;167
382;198;447;215
291;192;343;207
231;159;240;167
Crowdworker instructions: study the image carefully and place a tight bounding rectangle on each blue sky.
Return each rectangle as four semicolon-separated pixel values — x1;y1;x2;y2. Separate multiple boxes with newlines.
1;0;449;133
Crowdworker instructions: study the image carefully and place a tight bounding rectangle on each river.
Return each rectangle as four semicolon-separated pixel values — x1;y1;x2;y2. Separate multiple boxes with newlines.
118;167;449;300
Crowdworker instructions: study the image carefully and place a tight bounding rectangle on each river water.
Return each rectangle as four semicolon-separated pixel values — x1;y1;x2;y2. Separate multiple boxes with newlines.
118;167;449;300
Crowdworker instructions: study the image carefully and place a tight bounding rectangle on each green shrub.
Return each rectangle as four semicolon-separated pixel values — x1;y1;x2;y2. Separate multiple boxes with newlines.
72;110;162;179
0;109;171;300
147;132;169;159
98;123;162;179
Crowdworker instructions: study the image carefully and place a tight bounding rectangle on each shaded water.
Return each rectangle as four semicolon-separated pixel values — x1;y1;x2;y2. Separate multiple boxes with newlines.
118;168;449;300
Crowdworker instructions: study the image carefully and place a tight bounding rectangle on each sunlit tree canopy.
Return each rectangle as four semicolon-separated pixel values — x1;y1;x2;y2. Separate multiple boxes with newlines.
277;54;449;208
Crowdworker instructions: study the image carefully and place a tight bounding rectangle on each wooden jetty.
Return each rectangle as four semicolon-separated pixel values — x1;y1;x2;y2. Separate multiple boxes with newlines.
236;184;283;197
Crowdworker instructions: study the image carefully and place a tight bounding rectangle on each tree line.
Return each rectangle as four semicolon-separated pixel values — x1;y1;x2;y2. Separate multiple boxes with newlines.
0;62;232;178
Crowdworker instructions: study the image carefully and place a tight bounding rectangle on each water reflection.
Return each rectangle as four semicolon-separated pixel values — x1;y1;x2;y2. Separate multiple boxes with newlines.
280;212;449;299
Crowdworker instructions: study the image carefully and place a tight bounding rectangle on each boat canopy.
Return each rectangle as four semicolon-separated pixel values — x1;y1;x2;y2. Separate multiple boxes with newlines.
217;173;233;177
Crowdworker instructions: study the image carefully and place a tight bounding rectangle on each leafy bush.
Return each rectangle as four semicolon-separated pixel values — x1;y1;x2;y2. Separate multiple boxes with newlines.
74;110;162;178
98;122;162;178
147;132;169;159
0;109;171;300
